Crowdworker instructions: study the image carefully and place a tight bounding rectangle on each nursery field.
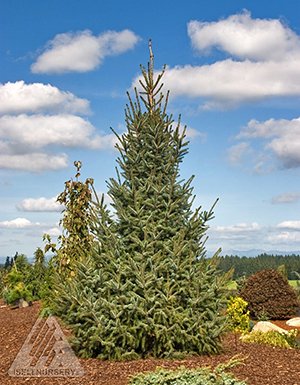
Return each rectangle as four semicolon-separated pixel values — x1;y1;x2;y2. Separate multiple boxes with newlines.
227;280;299;290
1;300;300;385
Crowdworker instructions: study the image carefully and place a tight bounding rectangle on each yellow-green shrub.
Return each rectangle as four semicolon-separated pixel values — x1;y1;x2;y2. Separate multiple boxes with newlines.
242;329;300;349
227;296;250;334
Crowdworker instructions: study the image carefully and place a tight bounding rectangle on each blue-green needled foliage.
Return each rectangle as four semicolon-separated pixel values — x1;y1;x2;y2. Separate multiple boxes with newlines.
52;41;231;360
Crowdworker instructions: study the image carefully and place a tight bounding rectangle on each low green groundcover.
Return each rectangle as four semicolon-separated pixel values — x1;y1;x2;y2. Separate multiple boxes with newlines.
129;356;247;385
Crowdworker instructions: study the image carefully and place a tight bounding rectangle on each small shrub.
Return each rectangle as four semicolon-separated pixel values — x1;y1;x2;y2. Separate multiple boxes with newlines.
3;282;33;305
242;329;300;349
236;275;247;294
277;264;288;279
248;319;256;332
2;289;9;304
129;356;247;384
292;271;300;299
240;269;300;319
256;310;270;322
2;249;49;305
226;288;238;300
227;297;250;334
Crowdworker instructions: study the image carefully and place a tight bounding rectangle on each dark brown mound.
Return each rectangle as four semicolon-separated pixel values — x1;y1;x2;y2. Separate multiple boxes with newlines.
240;269;300;319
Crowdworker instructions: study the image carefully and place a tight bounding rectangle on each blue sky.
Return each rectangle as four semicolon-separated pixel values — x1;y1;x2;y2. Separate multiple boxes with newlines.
1;0;300;260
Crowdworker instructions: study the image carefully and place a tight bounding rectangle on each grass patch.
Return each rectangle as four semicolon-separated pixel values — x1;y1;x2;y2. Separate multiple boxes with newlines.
227;280;298;290
289;280;300;288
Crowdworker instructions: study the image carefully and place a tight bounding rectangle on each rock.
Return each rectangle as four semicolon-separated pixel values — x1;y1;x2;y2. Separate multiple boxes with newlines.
252;321;288;334
286;317;300;327
18;299;29;308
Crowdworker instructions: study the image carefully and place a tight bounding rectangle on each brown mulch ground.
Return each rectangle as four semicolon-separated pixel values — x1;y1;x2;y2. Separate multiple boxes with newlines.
1;301;300;385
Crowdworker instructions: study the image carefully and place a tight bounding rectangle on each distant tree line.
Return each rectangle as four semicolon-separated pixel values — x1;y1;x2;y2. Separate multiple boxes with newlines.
2;252;19;270
218;254;300;280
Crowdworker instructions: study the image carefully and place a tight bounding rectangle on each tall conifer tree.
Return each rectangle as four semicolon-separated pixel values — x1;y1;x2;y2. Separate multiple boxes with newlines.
53;42;230;360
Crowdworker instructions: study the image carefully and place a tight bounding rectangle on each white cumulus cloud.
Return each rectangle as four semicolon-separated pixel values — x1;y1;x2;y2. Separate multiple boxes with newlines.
227;142;251;166
0;114;111;149
46;227;61;237
215;222;261;234
0;153;68;172
132;11;300;109
233;117;300;170
0;81;90;115
177;123;206;141
277;221;300;230
0;218;41;229
207;221;265;252
0;113;118;172
0;79;117;172
267;231;300;244
157;58;300;108
187;10;300;61
208;221;300;252
31;29;140;74
17;197;62;212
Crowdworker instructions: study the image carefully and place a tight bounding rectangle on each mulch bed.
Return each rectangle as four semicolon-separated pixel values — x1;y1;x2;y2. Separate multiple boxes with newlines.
1;300;300;385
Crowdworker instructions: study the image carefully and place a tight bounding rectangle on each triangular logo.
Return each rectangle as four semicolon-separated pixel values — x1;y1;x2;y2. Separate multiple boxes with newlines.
8;309;84;377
